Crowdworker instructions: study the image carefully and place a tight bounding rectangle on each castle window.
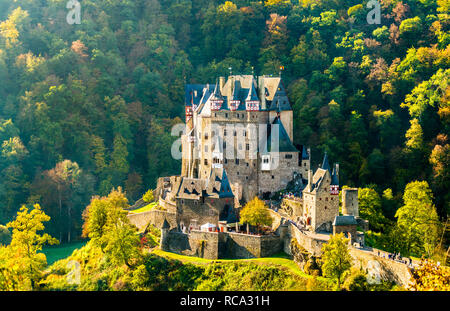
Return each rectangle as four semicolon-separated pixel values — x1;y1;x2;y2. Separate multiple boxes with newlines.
223;142;226;149
224;129;227;136
246;144;249;151
304;163;306;167
234;131;237;136
237;172;239;175
204;159;208;165
246;176;248;180
271;175;274;179
325;197;328;201
225;113;228;118
205;133;208;140
244;130;247;137
236;159;240;165
224;159;228;164
246;162;249;167
285;154;292;159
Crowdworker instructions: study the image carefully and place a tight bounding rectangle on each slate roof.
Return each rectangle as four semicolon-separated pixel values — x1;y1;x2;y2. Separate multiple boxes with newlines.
176;168;234;200
301;146;309;160
185;76;292;112
331;166;339;186
321;152;331;172
333;215;357;226
303;168;328;193
260;116;298;153
206;167;234;198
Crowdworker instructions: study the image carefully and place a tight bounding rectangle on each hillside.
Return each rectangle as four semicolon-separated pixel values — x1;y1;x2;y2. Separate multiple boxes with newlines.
0;0;448;251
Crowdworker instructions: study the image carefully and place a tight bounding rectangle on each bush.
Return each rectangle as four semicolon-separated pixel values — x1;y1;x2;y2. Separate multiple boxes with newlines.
142;190;154;203
343;268;369;291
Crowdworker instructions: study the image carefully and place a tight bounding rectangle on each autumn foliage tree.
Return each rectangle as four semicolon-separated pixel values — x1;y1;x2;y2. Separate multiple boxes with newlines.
0;204;58;290
239;197;273;233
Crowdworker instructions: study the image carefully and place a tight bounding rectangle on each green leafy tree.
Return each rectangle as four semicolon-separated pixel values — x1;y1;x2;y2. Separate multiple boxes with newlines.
0;204;58;290
142;189;154;203
239;197;273;233
358;187;389;231
321;233;352;288
395;181;441;257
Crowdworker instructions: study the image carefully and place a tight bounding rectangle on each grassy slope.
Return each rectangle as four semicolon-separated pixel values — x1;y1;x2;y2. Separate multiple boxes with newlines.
152;248;331;284
128;202;158;214
42;241;87;265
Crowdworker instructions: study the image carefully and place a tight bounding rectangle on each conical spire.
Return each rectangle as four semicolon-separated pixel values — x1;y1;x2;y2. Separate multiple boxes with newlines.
302;146;309;160
321;152;330;172
331;164;339;185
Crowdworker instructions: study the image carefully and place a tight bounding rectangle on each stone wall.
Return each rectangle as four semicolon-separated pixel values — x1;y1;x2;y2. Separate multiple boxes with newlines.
281;198;303;218
222;232;282;259
162;230;220;260
127;210;177;232
161;229;283;260
349;247;413;287
286;224;327;256
286;222;413;287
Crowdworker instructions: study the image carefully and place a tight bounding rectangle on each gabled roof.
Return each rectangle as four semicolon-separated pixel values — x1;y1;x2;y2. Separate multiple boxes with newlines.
177;178;206;199
261;116;298;153
210;81;223;102
303;168;329;193
185;84;207;107
206;167;234;198
333;215;357;226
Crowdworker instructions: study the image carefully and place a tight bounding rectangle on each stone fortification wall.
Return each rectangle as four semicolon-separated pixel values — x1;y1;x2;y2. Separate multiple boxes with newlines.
286;222;413;287
162;230;220;260
223;232;282;259
127;210;177;232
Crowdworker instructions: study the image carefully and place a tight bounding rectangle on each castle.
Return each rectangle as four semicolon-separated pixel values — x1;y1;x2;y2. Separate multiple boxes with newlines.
144;75;367;259
180;75;310;203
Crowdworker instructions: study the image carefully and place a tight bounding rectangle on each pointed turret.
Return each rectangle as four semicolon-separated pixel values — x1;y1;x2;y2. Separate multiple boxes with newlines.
321;152;330;172
207;167;234;198
245;81;260;111
302;146;310;160
211;80;224;111
230;80;240;111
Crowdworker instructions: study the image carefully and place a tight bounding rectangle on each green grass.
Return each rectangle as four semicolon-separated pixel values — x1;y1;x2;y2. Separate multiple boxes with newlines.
129;202;158;214
42;241;87;265
152;249;331;283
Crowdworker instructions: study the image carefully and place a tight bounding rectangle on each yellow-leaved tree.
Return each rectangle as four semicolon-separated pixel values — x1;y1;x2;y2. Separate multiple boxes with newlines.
0;204;58;290
239;197;273;234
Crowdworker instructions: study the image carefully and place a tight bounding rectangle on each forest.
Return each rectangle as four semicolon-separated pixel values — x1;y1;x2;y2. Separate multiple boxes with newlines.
0;0;448;258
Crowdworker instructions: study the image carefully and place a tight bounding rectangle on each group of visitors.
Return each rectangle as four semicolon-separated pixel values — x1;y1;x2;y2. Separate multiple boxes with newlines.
377;250;414;267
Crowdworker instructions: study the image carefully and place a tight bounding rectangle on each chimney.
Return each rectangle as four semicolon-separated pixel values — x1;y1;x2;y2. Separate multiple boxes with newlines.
307;147;311;159
308;169;312;186
259;76;267;110
336;163;339;177
219;76;225;93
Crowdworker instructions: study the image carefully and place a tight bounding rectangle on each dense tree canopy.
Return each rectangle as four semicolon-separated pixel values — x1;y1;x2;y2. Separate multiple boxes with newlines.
0;0;447;244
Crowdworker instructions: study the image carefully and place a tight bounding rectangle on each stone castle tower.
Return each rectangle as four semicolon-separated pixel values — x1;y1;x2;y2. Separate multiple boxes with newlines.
302;153;340;232
181;75;311;203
